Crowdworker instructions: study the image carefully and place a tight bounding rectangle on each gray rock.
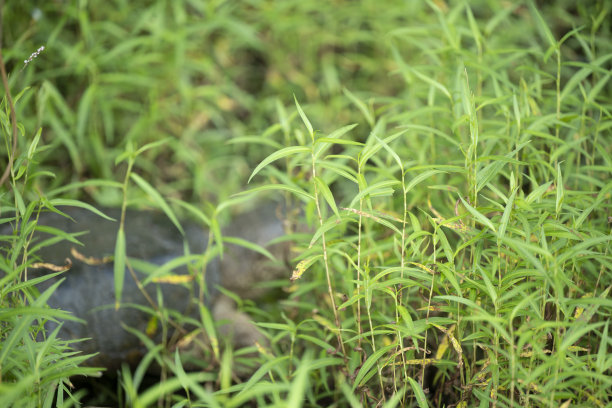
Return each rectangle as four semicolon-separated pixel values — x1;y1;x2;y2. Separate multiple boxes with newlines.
4;203;289;372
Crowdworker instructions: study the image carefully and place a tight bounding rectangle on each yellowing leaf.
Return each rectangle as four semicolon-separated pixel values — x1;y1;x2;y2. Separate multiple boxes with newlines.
410;262;436;275
404;359;437;366
436;332;450;360
152;274;194;284
313;314;336;333
290;256;320;281
145;315;158;337
70;247;112;265
31;259;72;272
290;260;309;281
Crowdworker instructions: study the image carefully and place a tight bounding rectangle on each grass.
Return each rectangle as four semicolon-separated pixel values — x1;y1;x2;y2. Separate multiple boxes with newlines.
1;0;611;406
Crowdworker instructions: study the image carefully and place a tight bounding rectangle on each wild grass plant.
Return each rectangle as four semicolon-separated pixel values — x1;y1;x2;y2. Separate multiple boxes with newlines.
0;28;102;408
1;0;611;406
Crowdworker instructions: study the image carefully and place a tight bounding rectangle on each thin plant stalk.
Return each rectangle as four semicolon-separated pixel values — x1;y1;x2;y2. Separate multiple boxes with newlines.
310;151;346;360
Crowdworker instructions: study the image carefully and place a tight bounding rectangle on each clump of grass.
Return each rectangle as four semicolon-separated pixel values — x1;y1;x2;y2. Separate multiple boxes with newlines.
0;43;102;408
243;2;612;407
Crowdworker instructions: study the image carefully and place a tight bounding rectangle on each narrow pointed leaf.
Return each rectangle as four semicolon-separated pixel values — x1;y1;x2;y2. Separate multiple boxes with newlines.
314;176;340;219
459;196;496;234
294;96;314;138
114;226;126;310
352;343;396;390
130;173;184;235
248;146;310;183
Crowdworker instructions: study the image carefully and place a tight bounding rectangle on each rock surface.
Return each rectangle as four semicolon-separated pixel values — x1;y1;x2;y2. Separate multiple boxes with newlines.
7;203;289;372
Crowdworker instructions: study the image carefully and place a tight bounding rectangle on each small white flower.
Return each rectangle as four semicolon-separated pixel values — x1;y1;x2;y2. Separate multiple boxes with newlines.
23;46;45;68
32;8;43;21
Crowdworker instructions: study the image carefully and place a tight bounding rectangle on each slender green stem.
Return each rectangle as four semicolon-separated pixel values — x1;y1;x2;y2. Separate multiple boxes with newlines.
310;152;346;361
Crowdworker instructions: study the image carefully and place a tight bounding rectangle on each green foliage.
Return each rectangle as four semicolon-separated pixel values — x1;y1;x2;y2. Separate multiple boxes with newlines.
1;0;611;406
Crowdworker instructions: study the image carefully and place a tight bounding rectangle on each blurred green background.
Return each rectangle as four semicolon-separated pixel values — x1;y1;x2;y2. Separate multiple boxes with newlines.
4;1;604;207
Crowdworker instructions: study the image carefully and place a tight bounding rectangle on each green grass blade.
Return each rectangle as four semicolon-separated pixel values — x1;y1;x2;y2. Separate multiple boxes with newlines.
459;196;496;233
49;198;115;221
248;146;310;183
405;170;444;194
113;226;126;310
343;88;374;128
408;377;429;408
287;351;312;408
294;95;314;138
497;187;517;242
352;343;395;390
130;172;184;235
235;183;315;202
314;176;340;219
555;162;564;217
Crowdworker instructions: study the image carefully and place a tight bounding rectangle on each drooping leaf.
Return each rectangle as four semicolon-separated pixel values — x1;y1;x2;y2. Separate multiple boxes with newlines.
248;146;310;183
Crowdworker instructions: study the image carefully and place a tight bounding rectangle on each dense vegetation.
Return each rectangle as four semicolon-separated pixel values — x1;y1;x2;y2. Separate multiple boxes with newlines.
1;0;610;406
